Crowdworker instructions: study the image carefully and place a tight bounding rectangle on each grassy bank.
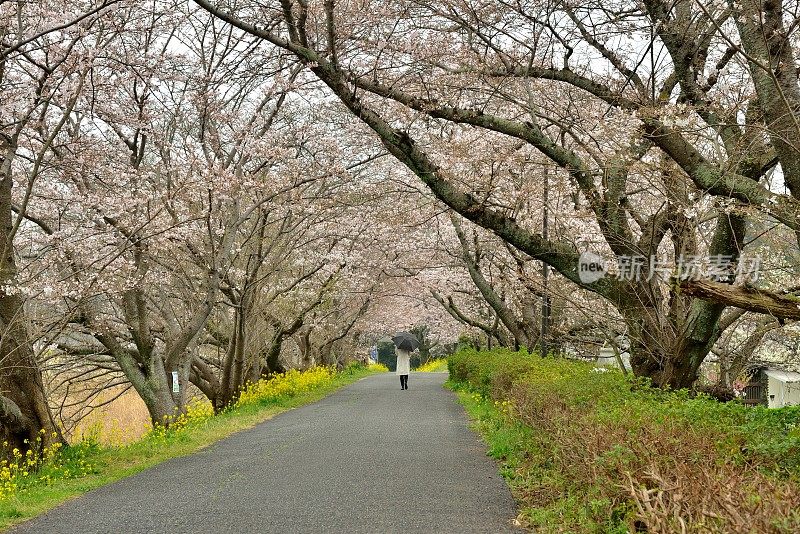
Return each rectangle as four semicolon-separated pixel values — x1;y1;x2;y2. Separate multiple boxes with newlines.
448;349;800;533
0;363;385;530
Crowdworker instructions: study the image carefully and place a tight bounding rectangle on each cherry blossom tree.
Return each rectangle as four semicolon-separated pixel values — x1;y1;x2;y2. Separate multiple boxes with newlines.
0;0;122;453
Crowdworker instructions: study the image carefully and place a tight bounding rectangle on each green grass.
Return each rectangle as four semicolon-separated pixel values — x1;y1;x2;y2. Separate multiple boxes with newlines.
448;348;800;532
0;365;380;531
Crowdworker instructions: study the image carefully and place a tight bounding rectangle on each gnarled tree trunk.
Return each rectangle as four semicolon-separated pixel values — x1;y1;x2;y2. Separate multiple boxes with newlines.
0;140;62;454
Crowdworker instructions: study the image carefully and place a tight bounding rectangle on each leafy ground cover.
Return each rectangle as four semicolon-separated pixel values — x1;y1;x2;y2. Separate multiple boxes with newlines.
415;359;448;372
448;349;800;533
0;363;384;530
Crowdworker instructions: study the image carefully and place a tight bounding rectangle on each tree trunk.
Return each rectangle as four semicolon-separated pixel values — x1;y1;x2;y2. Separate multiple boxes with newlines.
0;141;62;454
264;334;287;375
298;328;313;369
0;331;63;453
190;356;223;413
140;357;184;427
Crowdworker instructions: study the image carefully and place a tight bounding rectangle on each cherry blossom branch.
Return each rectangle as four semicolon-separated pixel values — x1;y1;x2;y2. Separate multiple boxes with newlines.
0;0;122;61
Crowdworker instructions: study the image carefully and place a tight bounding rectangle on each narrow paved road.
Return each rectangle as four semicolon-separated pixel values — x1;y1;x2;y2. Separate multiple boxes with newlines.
11;373;519;533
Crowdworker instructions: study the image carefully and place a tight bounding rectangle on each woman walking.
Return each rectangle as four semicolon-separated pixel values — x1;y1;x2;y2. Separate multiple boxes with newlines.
391;331;419;390
396;348;411;390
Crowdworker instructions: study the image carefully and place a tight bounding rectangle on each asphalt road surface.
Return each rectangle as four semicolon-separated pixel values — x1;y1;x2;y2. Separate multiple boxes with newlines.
10;372;520;533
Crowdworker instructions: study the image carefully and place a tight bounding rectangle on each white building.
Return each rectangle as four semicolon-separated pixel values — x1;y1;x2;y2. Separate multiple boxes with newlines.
763;369;800;408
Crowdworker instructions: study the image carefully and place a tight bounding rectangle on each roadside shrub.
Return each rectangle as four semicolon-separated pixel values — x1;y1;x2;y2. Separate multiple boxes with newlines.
448;348;540;395
415;358;447;372
449;349;800;533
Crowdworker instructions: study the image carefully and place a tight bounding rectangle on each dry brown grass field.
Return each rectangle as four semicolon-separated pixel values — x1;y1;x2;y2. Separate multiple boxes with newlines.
65;387;151;446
